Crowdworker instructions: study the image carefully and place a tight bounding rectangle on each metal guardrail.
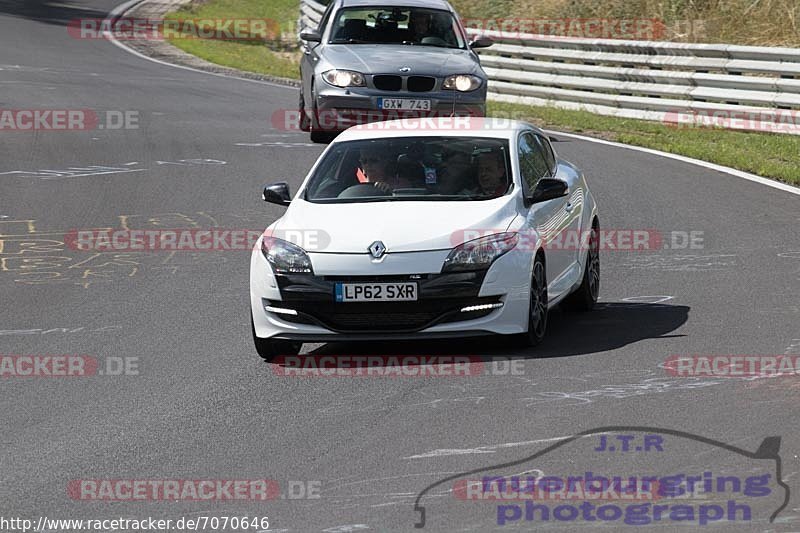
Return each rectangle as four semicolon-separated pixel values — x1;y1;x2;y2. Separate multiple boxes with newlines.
298;0;800;132
298;0;324;34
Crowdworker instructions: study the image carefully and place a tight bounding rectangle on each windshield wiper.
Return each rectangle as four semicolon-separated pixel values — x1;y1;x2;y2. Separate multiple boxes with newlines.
330;38;371;44
400;40;457;48
415;194;475;200
311;197;395;203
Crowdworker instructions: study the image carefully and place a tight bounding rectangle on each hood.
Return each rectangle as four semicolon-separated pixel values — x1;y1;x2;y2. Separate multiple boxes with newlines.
320;44;480;76
276;197;518;253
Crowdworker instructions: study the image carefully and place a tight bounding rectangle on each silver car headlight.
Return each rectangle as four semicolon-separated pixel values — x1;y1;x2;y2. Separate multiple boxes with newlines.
261;237;314;274
443;74;482;92
442;232;518;273
322;69;366;88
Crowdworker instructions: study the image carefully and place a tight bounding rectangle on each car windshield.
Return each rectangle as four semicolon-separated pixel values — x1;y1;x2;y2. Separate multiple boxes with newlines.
303;136;512;203
328;7;466;48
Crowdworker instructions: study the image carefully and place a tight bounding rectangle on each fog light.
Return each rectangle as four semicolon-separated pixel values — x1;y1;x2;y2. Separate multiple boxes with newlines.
460;302;504;313
264;305;298;316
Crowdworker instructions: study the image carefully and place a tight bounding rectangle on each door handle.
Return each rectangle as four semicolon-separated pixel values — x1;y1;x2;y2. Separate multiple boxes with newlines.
565;202;574;212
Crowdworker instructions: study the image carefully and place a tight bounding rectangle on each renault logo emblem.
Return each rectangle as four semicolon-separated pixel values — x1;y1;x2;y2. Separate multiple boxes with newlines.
368;241;387;259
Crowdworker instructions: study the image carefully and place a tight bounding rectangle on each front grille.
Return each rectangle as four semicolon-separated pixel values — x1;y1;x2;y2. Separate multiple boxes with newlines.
373;75;402;91
407;76;436;92
277;272;485;301
325;310;440;330
269;272;497;332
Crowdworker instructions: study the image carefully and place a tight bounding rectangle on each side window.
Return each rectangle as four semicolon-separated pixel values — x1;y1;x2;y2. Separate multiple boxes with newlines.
305;145;346;198
518;132;550;192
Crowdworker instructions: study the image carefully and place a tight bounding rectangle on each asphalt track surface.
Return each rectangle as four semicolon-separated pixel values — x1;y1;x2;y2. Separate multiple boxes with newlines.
2;1;800;531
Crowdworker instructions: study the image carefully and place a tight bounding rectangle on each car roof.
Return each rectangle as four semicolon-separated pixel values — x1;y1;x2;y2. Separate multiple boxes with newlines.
339;0;454;11
334;117;540;142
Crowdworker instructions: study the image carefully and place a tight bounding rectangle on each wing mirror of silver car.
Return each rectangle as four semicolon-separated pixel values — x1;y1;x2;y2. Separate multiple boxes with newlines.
300;31;321;42
469;36;494;48
529;178;569;205
263;182;292;206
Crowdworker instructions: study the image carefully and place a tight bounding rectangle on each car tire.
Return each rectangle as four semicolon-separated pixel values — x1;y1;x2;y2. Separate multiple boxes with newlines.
563;220;600;312
299;90;311;132
512;253;548;347
308;83;331;144
251;314;301;361
309;129;330;143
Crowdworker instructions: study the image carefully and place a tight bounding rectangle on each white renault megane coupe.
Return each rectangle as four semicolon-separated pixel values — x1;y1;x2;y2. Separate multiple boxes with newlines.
250;118;599;359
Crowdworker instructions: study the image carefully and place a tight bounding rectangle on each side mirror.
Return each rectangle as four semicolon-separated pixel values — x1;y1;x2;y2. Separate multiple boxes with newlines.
529;178;568;204
263;182;292;206
300;31;321;42
469;36;494;49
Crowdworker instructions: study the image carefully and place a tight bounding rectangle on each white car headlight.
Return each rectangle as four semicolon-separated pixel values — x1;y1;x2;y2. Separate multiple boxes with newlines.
261;237;314;274
443;74;482;92
322;69;366;88
442;232;518;273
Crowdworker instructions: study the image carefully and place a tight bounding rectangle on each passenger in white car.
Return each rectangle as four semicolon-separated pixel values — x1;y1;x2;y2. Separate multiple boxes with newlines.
476;151;509;197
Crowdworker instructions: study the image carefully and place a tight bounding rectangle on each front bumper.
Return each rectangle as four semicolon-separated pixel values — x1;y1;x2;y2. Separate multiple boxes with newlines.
250;242;531;342
267;271;501;333
313;82;486;131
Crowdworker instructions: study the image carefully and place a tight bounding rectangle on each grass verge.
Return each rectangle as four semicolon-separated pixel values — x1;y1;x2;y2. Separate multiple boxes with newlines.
164;0;301;79
163;0;800;186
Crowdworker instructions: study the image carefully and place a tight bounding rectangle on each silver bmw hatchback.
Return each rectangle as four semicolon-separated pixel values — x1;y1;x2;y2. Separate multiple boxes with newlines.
298;0;493;142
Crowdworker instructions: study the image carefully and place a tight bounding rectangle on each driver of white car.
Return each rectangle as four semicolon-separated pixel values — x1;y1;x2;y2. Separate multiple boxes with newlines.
359;146;424;191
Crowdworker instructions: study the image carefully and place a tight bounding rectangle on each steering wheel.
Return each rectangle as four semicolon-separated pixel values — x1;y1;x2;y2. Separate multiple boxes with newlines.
421;36;448;47
338;183;392;198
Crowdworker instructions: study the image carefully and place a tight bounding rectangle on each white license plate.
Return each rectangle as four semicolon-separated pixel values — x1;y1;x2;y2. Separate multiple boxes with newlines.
335;282;418;302
378;98;431;111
